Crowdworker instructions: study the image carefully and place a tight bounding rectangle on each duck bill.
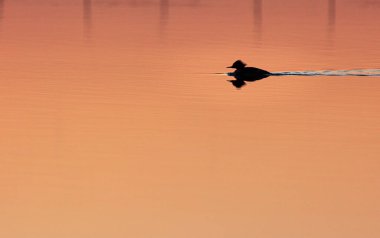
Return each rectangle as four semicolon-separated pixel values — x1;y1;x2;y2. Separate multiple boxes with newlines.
226;66;234;68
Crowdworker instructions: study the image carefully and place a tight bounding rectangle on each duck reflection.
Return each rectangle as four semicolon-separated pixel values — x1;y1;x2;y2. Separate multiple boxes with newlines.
227;60;271;88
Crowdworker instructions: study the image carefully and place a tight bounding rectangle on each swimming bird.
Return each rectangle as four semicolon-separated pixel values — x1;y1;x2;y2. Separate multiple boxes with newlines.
227;60;271;88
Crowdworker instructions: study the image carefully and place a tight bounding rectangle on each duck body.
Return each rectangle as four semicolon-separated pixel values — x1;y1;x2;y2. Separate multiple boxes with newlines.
227;60;271;88
232;67;271;81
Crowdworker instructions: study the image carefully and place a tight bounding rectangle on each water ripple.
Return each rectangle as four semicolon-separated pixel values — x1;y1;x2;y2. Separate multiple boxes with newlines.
271;69;380;77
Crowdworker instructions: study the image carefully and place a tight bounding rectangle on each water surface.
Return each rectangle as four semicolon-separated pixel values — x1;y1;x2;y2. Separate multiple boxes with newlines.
0;1;379;237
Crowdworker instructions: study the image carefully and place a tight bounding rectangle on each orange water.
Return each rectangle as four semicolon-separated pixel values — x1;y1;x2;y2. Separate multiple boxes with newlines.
0;1;379;237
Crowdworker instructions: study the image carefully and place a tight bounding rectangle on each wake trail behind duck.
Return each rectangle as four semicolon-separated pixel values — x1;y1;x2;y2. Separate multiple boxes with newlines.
270;69;380;77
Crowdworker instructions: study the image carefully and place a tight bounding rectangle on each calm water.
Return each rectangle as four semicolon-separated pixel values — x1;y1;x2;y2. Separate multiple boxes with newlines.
1;0;380;237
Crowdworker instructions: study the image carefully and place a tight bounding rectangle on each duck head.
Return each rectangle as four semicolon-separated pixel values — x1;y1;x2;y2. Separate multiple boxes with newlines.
227;60;247;69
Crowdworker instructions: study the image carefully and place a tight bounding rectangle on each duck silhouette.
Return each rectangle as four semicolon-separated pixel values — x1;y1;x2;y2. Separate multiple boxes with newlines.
227;60;271;88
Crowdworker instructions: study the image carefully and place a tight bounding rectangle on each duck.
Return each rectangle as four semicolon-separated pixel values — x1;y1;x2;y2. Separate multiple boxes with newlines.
227;60;271;88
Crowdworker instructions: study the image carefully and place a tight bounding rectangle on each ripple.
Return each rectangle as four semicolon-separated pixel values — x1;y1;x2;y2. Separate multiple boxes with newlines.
271;69;380;77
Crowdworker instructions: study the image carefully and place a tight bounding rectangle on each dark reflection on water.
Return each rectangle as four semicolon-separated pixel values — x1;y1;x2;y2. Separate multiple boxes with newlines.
0;0;4;22
159;0;169;36
327;0;336;37
83;0;92;39
81;0;201;39
326;0;336;47
251;1;337;46
328;0;336;27
253;0;262;43
252;0;263;44
122;0;200;7
360;0;380;7
82;0;338;46
0;0;3;36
